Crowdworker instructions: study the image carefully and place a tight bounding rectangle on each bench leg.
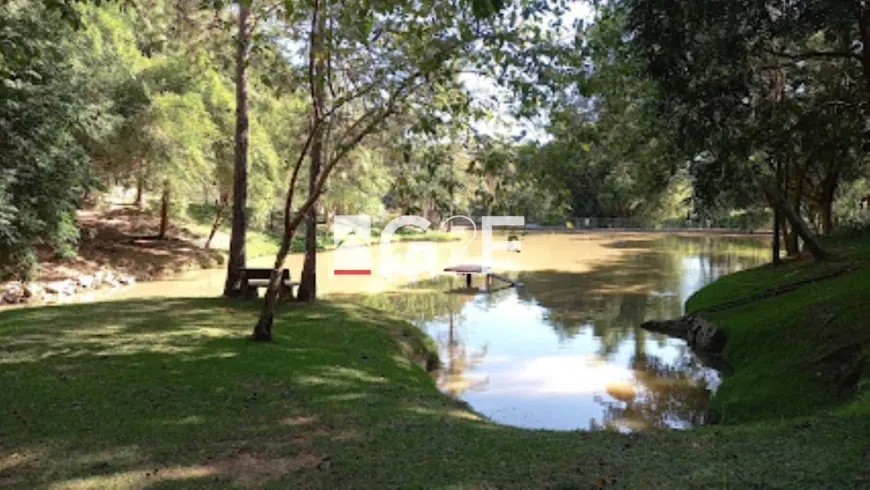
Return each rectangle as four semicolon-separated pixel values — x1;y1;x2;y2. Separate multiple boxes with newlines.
466;274;471;288
280;285;294;302
241;281;258;299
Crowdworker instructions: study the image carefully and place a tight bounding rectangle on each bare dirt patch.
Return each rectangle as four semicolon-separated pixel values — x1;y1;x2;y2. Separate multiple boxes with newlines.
37;206;223;282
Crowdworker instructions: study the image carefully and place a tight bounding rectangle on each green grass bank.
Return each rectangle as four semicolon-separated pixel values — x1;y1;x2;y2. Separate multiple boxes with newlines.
686;233;870;425
1;294;869;488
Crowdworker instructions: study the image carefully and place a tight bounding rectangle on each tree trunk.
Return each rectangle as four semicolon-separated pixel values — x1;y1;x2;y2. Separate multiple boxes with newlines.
205;195;227;249
135;176;144;210
253;0;409;339
785;160;804;256
773;159;782;264
295;204;319;301
296;5;328;303
772;204;781;264
761;182;828;260
253;0;327;341
860;6;870;88
252;239;292;342
819;171;838;235
783;217;799;257
224;2;251;298
448;158;454;231
158;181;170;240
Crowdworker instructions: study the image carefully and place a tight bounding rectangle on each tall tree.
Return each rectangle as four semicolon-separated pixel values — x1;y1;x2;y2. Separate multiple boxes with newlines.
296;0;327;302
224;0;252;297
252;0;570;340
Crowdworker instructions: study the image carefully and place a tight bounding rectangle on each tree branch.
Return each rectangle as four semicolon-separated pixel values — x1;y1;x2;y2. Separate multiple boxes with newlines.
763;48;860;62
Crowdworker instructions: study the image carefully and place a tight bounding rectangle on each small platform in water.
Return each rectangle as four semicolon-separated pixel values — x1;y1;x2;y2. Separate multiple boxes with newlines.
443;264;522;289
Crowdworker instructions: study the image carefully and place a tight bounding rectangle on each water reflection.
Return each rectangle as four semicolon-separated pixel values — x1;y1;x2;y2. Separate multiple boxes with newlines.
354;234;769;431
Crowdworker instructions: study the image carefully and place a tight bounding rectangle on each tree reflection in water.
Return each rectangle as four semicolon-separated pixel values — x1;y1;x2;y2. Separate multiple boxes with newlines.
344;275;491;396
440;309;489;396
594;345;719;431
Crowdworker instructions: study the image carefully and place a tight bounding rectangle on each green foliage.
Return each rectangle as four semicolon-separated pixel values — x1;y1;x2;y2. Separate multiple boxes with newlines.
834;178;870;229
625;0;868;227
491;6;685;226
0;1;91;279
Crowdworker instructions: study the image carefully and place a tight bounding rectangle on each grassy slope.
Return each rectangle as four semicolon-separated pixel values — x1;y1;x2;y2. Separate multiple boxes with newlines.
1;299;869;489
686;235;870;425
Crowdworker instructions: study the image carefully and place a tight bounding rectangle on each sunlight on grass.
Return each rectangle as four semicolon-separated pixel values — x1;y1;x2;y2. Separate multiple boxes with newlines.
407;406;485;422
48;465;217;490
0;323;238;364
279;415;319;427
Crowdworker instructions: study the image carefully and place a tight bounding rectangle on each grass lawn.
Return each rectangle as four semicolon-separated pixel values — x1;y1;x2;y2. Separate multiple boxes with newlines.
1;298;869;488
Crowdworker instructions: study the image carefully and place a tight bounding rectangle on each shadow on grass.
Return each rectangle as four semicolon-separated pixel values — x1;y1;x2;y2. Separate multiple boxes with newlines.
0;298;867;487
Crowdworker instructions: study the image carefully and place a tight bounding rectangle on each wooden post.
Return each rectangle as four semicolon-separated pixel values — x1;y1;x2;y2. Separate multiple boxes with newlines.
773;160;782;265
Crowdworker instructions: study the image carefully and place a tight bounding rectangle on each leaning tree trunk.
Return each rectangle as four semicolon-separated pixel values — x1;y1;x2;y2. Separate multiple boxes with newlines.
252;238;292;341
223;2;251;298
205;195;228;249
158;181;170;240
762;182;828;260
253;0;327;341
296;4;328;303
252;0;413;339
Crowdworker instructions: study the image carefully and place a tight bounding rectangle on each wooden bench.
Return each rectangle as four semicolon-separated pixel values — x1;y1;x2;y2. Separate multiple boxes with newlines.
239;268;299;300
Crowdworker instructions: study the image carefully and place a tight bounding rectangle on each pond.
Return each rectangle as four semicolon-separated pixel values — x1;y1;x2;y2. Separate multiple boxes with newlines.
355;232;770;431
60;230;769;431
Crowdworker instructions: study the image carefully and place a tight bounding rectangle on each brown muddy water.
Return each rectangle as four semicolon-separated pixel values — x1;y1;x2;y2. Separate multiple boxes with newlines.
45;231;770;431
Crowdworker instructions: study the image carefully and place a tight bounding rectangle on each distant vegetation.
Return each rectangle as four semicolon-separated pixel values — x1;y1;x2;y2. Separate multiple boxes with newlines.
9;0;869;283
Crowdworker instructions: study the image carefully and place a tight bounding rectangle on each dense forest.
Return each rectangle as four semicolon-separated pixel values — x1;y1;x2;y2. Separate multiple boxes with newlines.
3;0;870;328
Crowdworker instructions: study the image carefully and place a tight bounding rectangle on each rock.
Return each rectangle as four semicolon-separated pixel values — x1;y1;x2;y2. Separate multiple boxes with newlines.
118;275;136;286
45;280;77;296
23;283;44;300
77;274;96;289
101;271;121;288
641;313;728;354
640;318;686;338
3;282;24;304
685;315;728;353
